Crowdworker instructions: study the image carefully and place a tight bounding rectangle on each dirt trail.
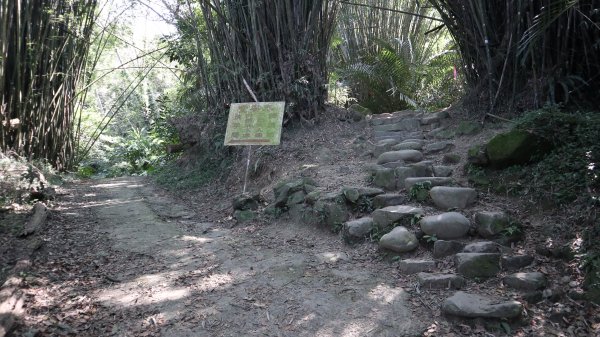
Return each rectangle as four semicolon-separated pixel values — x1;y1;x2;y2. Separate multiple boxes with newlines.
17;176;429;336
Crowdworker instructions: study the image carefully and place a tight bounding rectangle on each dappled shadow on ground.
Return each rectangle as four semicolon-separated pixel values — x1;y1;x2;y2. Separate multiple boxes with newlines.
10;177;429;337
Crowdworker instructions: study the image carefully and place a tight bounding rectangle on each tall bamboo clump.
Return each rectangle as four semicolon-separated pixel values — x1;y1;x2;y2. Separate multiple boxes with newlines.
181;0;338;125
429;0;600;113
0;0;97;170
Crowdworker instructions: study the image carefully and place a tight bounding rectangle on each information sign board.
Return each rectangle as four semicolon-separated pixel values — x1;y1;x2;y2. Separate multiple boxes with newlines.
224;102;285;146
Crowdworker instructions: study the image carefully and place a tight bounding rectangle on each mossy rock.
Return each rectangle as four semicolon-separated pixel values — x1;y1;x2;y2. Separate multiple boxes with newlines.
485;130;550;168
467;144;489;166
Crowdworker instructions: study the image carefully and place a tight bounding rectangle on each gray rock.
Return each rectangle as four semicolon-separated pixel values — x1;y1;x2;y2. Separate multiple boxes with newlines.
381;160;406;169
403;139;425;145
433;166;453;177
394;167;417;187
374;139;400;157
379;226;419;252
234;209;256;222
286;190;306;206
501;255;534;271
418;273;466;289
462;241;499;253
406;161;434;177
392;142;423;151
373;194;407;209
314;201;349;227
398;259;436;274
475;211;510;238
377;150;424;165
404;177;453;190
232;194;260;210
433;240;465;258
424;141;453;154
455;253;500;279
504;272;547;290
373;118;420;132
373;167;396;190
420;212;470;240
373;205;424;227
342;186;384;203
429;186;477;210
342;217;374;241
441;292;523;319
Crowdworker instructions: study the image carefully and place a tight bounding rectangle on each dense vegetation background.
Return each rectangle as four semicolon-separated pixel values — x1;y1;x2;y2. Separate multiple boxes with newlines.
1;0;599;301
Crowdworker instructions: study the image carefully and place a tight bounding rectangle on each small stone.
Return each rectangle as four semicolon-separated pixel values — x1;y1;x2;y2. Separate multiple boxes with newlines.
455;253;500;279
462;241;499;253
429;186;477;210
379;226;419;253
377;150;424;165
373;194;407;209
424;141;453;154
475;211;510;238
433;165;453;177
420;212;470;240
504;272;547;290
392;142;423;151
433;240;465;258
501;255;534;271
569;281;578;288
342;217;374;242
398;259;436;274
417;273;466;289
372;205;424;227
404;177;453;190
441;292;523;319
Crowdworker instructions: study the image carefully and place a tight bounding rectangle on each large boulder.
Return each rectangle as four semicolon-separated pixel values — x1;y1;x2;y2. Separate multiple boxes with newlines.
379;226;419;252
441;292;523;319
420;212;470;240
485;129;550;168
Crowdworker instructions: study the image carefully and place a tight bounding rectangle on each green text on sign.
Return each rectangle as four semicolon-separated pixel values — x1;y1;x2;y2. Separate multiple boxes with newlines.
224;102;285;146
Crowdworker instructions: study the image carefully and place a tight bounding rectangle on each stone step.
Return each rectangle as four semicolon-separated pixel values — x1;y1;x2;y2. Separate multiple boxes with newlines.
429;186;477;210
372;118;420;132
432;165;453;177
342;186;384;203
441;292;523;319
369;110;419;126
462;241;503;253
423;141;454;154
433;240;465;258
391;141;423;151
503;272;547;291
417;273;466;290
372;205;424;227
474;211;510;239
420;212;470;240
373;193;407;209
374;131;424;142
377;150;423;165
455;253;501;279
501;254;534;271
404;177;453;190
398;259;436;274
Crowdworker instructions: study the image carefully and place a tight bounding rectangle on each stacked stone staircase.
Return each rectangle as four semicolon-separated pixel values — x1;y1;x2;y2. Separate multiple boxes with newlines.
341;110;546;321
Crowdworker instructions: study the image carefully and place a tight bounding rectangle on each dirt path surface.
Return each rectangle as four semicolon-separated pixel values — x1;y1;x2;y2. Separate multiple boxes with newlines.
12;176;430;337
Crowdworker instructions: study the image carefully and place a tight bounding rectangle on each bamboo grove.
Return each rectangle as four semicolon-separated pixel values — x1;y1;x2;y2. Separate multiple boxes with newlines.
429;0;600;112
170;0;338;127
0;0;97;170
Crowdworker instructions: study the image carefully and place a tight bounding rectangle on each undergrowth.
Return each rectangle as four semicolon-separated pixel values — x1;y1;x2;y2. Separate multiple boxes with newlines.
153;157;232;191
